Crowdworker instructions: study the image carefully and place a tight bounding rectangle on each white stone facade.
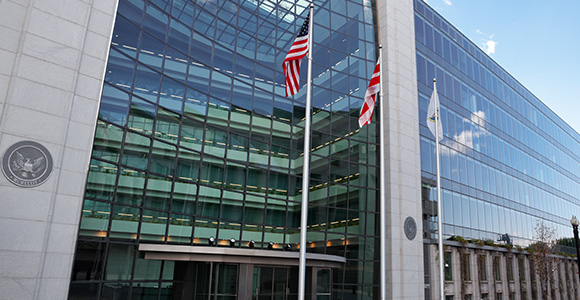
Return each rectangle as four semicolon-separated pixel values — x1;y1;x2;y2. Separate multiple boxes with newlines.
377;0;425;299
0;0;117;299
428;242;580;300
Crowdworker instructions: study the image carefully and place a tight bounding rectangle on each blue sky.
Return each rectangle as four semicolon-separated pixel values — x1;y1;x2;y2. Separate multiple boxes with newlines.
426;0;580;135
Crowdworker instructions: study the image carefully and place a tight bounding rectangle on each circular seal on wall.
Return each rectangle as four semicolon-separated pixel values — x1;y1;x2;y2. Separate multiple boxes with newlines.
2;141;53;188
404;216;417;241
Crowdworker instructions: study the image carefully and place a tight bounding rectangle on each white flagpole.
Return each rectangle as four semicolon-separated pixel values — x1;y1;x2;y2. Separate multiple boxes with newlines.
378;45;387;300
298;3;314;300
433;78;444;300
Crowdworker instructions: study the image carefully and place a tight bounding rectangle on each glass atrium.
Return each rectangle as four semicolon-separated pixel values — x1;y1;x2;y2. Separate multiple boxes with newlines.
70;0;381;299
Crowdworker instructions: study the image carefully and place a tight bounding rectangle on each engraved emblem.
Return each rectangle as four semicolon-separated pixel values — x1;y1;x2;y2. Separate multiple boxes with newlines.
404;216;417;241
2;141;53;187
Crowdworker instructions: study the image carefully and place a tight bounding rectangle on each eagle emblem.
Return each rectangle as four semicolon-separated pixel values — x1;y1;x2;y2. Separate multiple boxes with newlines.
11;151;45;178
2;140;53;187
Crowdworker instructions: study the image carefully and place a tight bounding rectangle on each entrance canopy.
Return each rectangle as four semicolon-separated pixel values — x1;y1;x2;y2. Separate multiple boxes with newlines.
139;244;346;268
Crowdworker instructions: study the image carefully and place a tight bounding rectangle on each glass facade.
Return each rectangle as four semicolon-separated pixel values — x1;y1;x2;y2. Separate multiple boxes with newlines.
70;0;380;299
415;0;580;246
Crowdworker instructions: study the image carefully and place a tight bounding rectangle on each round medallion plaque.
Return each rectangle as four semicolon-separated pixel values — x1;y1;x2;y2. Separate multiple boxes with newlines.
2;141;53;188
404;216;417;241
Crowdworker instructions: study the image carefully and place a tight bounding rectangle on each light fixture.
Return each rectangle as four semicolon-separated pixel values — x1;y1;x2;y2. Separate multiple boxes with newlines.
570;215;580;283
268;242;274;250
230;238;236;247
249;240;255;249
208;236;215;246
284;244;291;251
571;215;579;227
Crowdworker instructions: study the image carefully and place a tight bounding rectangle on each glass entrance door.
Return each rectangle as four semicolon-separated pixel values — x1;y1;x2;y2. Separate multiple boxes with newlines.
252;266;298;300
174;262;330;300
187;262;238;300
251;266;331;300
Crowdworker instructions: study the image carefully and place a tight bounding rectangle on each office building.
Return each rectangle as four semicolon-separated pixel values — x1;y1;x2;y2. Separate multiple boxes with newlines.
0;0;578;299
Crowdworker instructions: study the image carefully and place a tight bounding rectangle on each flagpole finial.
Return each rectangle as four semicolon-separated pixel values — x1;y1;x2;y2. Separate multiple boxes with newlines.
310;3;313;8
379;44;382;49
433;78;436;83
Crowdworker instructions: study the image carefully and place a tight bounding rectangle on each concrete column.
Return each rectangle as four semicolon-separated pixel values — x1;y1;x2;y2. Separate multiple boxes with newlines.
376;0;424;299
0;0;117;299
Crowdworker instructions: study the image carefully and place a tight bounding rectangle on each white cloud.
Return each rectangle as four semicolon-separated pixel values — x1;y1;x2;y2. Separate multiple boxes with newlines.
476;29;497;56
442;0;452;5
485;39;497;55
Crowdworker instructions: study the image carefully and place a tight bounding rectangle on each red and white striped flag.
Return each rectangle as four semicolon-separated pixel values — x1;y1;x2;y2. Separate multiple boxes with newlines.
358;59;381;127
283;12;310;97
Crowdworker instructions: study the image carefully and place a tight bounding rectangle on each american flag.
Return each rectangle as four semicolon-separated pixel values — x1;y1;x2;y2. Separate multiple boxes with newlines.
283;12;310;97
358;59;381;127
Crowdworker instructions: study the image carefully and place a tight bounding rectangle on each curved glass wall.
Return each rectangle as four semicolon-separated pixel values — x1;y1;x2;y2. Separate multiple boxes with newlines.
70;0;379;298
415;0;580;246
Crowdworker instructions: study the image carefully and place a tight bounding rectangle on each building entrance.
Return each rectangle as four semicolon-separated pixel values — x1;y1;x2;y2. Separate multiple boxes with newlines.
173;262;330;300
140;244;343;299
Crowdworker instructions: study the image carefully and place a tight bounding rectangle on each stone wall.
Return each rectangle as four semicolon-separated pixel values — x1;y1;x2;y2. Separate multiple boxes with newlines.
427;242;580;300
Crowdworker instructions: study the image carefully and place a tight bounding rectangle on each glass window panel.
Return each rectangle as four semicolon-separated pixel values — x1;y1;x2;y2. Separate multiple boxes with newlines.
458;153;467;185
436;67;446;97
168;19;191;55
243;198;265;225
426;59;435;85
105;243;136;280
191;26;213;65
159;76;185;113
210;70;232;102
443;36;451;62
225;161;246;191
424;22;433;51
113;16;141;58
441;146;451;179
71;241;106;282
253;88;274;116
133;252;162;280
474;160;482;190
118;0;145;24
442;190;453;225
93;122;124;163
164;47;188;80
100;84;130;126
416;53;426;85
80;200;111;234
128;97;156;135
183;88;208;123
420;137;432;174
255;63;275;91
450;150;459;182
116;167;146;206
134;64;161;103
467;157;475;187
452;192;461;226
444;252;452;281
172;172;197;211
434;30;443;58
144;173;172;210
123;131;151;169
139;32;165;70
469;197;478;234
414;15;424;45
445;72;453;100
194;6;216;38
106;48;136;91
447;109;456;138
461;195;470;228
141;209;168;240
85;160;117;201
